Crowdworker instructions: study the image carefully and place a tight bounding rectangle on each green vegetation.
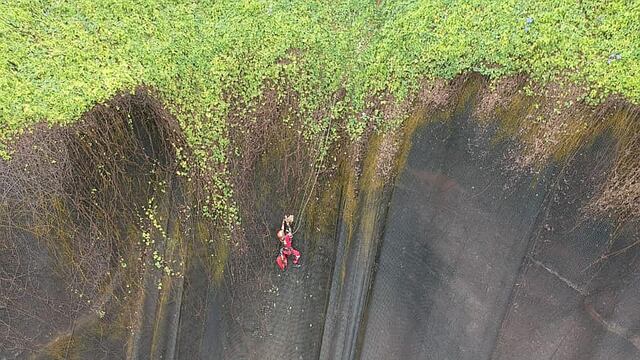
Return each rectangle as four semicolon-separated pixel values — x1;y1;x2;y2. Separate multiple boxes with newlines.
1;0;638;218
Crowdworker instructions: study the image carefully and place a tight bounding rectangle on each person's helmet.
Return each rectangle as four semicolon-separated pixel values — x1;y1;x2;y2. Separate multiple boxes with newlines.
277;229;285;240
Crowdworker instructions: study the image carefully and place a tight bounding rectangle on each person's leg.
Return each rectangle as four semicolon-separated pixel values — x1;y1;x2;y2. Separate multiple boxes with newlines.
291;248;300;264
282;248;294;269
276;248;287;270
276;252;287;270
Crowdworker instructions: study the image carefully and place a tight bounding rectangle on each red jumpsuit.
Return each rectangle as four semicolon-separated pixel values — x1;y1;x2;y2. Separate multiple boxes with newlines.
276;233;300;270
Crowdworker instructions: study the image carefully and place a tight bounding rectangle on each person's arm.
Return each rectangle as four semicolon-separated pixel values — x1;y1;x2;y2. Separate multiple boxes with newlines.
284;217;292;235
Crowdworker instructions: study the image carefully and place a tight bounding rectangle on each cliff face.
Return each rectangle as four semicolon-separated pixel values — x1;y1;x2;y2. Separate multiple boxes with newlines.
215;76;640;360
356;83;640;360
2;76;639;359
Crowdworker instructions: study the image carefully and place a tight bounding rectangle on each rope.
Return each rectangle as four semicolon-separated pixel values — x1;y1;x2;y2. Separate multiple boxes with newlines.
291;120;332;235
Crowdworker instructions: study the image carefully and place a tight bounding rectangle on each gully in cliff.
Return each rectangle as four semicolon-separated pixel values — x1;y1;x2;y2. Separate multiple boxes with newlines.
276;215;301;270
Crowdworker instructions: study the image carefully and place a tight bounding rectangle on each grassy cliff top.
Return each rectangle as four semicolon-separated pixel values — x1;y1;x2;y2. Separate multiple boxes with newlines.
1;0;638;162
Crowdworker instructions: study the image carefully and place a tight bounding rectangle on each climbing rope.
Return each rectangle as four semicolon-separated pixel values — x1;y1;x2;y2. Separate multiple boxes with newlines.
292;120;333;235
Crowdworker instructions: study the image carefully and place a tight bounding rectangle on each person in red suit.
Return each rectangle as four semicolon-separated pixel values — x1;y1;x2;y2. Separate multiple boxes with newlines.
276;215;300;270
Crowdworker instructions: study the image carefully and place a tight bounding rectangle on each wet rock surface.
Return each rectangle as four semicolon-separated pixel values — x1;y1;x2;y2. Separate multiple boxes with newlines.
357;88;640;360
360;95;549;360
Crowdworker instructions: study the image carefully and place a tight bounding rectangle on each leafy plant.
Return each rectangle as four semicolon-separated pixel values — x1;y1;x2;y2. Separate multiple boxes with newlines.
1;0;638;220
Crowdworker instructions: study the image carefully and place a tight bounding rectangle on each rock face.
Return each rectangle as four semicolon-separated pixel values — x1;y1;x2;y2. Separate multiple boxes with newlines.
357;89;640;360
199;77;640;360
2;78;639;359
